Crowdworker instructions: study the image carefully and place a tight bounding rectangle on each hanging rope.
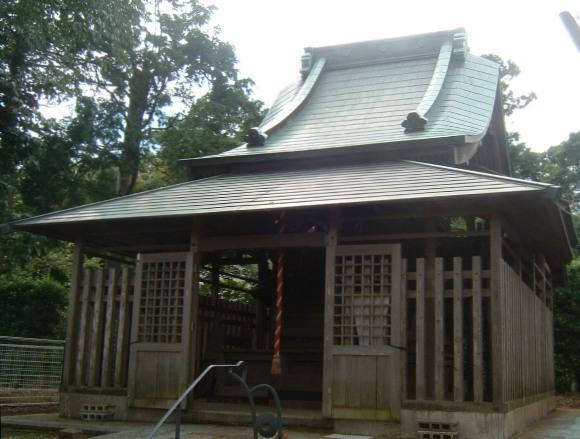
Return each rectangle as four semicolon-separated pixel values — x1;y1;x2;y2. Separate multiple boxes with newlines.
271;212;286;376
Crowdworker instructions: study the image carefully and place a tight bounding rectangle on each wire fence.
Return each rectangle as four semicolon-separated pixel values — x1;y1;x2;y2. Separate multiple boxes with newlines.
0;336;64;406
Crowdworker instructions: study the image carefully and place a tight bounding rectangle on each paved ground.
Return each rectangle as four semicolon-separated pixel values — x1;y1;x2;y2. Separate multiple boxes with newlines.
5;409;580;438
517;409;580;438
0;413;330;438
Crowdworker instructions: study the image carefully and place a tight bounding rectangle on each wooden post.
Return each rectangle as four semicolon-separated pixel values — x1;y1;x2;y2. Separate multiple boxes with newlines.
416;258;426;401
490;214;504;404
453;257;463;401
401;259;408;400
472;256;484;402
211;259;220;299
88;269;105;387
322;209;339;417
114;267;131;388
62;241;84;389
75;269;91;386
187;225;201;385
434;257;444;401
255;260;268;349
101;268;117;387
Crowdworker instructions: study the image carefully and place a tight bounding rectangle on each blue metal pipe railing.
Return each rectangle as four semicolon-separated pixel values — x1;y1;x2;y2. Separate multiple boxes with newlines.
146;361;244;439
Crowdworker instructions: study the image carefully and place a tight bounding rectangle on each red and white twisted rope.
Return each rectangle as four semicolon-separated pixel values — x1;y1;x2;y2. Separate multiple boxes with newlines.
271;212;286;375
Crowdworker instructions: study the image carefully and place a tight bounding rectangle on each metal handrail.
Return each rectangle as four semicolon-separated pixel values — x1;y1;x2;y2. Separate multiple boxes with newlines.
146;360;244;439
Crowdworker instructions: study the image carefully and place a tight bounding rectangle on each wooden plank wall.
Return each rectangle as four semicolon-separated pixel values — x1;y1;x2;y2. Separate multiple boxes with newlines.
70;266;134;389
404;256;491;403
501;260;554;401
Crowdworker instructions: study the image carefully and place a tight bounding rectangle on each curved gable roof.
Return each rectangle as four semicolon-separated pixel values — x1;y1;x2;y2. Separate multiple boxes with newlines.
186;28;499;165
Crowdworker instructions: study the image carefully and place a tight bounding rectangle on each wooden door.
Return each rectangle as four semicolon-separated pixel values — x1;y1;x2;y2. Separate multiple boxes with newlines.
324;244;402;420
128;252;195;409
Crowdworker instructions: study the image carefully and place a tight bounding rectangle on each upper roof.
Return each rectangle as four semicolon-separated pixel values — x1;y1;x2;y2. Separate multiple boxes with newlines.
182;28;500;167
12;160;556;227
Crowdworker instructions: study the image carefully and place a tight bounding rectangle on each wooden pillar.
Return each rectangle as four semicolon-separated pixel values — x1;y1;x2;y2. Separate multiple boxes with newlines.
322;209;339;417
434;257;444;401
88;269;105;387
472;256;484;402
211;258;220;299
415;258;426;400
255;260;268;349
62;241;84;389
452;257;464;401
425;220;437;399
187;225;201;384
114;267;131;388
490;214;504;404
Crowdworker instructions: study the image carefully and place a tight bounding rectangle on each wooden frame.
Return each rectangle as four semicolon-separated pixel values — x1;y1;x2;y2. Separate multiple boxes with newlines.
322;233;403;420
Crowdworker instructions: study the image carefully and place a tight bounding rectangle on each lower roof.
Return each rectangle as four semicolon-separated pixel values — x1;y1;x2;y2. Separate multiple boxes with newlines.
12;160;555;227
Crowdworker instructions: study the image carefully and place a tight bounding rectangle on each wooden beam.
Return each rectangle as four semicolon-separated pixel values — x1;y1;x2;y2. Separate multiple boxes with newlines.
62;241;84;388
199;232;325;251
322;210;339;417
490;214;504;404
340;230;489;243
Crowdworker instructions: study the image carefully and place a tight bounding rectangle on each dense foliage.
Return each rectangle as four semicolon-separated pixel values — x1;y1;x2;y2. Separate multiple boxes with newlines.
0;0;263;275
0;275;67;338
554;259;580;392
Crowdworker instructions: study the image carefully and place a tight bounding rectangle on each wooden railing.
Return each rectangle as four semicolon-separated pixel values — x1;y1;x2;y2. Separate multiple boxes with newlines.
403;256;492;403
501;260;554;402
71;267;134;389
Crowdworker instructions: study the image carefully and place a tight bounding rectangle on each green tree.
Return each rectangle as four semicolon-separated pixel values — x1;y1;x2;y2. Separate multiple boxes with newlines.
0;0;137;221
482;54;537;117
154;77;265;185
66;0;251;195
0;275;68;338
554;259;580;392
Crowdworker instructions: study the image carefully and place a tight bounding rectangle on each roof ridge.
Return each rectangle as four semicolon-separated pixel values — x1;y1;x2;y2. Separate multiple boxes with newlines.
405;160;558;191
309;28;462;52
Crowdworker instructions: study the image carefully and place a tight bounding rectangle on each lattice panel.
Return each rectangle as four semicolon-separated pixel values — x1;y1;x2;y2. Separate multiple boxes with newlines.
417;421;458;439
138;260;186;343
334;253;392;346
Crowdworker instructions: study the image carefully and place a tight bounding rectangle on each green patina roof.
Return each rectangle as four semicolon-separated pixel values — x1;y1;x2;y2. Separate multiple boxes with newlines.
13;161;554;227
185;29;499;164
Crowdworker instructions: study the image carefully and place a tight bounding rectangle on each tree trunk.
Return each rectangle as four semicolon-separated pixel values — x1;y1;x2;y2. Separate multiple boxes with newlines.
117;66;151;196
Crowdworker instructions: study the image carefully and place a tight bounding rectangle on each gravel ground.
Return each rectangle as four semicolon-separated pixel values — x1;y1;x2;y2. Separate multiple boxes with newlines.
556;394;580;409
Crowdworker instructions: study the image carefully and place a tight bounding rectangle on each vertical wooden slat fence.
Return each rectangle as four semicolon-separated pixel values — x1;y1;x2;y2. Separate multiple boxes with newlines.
501;260;554;401
69;266;135;389
404;256;491;403
404;254;554;405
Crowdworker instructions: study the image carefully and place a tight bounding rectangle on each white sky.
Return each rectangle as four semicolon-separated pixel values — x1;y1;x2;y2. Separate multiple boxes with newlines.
210;0;580;151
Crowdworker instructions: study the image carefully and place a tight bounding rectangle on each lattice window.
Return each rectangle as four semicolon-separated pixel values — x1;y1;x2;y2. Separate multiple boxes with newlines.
334;253;392;346
138;259;186;343
417;421;458;439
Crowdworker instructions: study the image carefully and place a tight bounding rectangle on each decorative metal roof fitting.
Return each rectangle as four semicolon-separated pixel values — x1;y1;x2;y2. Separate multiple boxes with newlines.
245;127;268;147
